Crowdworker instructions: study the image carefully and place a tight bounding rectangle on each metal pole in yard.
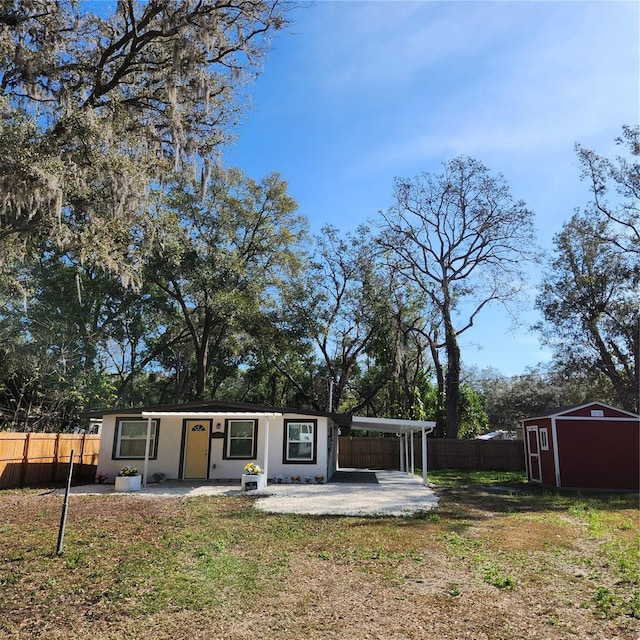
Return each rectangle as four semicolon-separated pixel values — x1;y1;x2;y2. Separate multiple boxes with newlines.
56;448;74;555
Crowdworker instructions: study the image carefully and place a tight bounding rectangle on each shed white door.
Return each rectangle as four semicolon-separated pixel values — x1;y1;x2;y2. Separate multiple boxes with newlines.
184;421;210;479
526;426;541;483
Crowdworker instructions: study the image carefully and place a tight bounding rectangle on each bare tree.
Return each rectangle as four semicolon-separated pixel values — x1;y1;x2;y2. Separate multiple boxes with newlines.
576;125;640;255
379;156;536;438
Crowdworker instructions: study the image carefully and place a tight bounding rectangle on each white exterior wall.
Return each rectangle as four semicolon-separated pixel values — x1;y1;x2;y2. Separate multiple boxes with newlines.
97;412;334;483
97;413;183;481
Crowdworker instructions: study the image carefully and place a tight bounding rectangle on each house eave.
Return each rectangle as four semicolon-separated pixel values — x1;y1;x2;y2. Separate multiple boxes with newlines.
82;400;352;427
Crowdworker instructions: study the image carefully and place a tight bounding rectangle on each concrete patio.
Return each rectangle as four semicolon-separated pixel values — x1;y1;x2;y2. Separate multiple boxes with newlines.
59;469;439;516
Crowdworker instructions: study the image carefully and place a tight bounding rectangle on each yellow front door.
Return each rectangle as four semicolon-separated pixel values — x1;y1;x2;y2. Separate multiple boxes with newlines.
184;421;210;479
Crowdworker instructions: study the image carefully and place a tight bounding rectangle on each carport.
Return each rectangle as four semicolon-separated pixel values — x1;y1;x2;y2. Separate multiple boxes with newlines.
346;416;436;485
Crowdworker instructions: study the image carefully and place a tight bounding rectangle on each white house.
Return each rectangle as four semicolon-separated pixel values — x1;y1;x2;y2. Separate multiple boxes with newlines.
89;400;437;485
91;400;351;484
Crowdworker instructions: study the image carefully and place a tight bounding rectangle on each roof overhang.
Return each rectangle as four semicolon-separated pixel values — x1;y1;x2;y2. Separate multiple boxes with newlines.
350;416;436;435
83;401;351;426
141;411;282;419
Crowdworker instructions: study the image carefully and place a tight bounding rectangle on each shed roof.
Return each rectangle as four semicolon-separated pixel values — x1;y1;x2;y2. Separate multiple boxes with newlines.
521;401;639;422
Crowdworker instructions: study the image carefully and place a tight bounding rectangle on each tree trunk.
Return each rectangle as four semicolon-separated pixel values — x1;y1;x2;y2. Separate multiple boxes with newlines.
444;317;460;439
428;338;446;438
193;310;212;401
587;318;634;412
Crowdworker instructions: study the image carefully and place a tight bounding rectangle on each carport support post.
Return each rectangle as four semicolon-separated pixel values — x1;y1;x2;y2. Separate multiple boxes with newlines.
143;417;152;487
421;428;428;485
263;417;270;481
410;430;415;475
404;432;410;475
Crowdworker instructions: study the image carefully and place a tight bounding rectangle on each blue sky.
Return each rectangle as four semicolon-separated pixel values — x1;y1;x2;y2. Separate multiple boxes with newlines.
224;0;639;377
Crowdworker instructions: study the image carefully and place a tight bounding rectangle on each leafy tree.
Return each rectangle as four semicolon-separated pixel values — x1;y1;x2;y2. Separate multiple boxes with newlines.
531;127;639;416
535;213;638;412
280;225;398;412
457;384;489;439
468;364;620;430
229;331;321;408
467;367;555;430
0;0;291;281
145;168;306;400
0;166;307;423
354;274;440;422
0;250;119;429
379;157;536;437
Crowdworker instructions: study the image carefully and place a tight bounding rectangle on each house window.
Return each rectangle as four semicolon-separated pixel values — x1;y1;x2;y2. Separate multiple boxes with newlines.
284;419;317;464
113;418;159;459
224;419;257;459
539;428;549;451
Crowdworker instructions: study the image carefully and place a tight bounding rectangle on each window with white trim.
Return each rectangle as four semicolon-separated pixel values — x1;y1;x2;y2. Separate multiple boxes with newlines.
113;418;159;459
224;419;257;459
539;428;549;451
283;419;317;463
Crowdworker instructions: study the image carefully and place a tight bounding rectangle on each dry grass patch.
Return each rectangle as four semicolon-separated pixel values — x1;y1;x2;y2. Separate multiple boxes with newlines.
0;482;637;639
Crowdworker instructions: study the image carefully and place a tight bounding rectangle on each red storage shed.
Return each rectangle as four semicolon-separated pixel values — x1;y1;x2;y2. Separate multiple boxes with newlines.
521;402;639;490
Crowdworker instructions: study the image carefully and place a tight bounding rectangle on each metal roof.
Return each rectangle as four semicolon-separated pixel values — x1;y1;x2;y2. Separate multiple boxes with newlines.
351;416;436;434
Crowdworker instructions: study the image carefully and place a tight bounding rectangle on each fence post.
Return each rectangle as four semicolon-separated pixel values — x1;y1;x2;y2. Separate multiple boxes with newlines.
52;434;61;483
19;433;30;486
77;434;86;482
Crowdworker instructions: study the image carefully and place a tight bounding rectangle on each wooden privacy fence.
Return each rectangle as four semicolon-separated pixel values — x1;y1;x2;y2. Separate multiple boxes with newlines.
339;436;525;471
0;433;100;489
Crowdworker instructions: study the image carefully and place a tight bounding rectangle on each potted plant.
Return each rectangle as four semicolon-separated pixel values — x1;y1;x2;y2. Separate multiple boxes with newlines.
241;462;266;491
114;466;142;492
95;471;109;484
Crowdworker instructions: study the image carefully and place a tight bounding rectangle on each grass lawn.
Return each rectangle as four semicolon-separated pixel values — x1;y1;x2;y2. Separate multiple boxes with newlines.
427;468;527;486
0;475;638;639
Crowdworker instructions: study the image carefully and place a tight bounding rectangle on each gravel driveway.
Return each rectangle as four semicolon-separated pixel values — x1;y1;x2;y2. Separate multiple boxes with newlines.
62;469;439;517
